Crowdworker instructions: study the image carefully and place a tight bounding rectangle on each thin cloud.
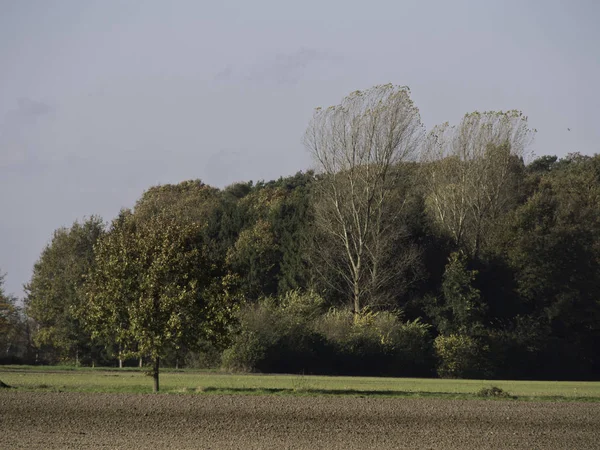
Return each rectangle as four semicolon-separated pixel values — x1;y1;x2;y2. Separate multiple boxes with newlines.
214;66;233;82
214;48;344;86
0;98;53;167
16;98;53;117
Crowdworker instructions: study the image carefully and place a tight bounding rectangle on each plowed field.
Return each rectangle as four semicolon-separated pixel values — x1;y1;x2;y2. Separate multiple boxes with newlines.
1;392;598;449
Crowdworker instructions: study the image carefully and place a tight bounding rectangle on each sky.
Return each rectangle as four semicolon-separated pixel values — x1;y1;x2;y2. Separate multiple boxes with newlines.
1;0;598;299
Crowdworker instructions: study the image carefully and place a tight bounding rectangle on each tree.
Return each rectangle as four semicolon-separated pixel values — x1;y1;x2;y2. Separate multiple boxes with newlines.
1;271;25;362
0;271;16;387
269;172;315;295
501;154;600;378
223;173;317;299
82;210;234;392
225;219;279;299
420;251;486;337
304;84;423;315
0;272;16;338
423;111;534;258
440;252;486;334
134;179;225;271
25;216;105;364
134;180;220;226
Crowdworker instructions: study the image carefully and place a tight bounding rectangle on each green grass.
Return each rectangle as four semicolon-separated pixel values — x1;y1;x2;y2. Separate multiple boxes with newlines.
1;365;599;401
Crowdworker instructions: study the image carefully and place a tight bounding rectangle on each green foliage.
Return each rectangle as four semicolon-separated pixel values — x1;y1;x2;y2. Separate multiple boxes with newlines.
476;386;514;399
498;154;600;378
221;331;267;373
81;211;237;390
0;271;28;363
269;172;315;295
223;293;434;376
24;216;105;364
222;291;328;373
0;271;16;335
15;84;600;381
315;310;433;376
134;180;220;225
434;334;491;379
527;155;558;174
226;219;279;299
441;252;486;334
483;316;549;379
423;252;486;336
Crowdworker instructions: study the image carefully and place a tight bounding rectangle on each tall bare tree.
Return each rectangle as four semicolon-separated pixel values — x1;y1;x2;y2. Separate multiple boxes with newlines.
423;110;534;258
304;84;423;315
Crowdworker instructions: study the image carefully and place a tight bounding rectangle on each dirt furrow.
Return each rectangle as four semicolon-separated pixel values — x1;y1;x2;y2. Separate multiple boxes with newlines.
1;392;598;449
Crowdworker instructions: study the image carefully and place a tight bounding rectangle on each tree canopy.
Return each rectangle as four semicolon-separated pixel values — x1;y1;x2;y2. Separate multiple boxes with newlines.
81;210;235;391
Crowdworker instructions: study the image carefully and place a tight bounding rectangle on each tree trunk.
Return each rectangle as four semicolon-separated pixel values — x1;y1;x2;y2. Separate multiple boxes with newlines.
139;357;143;368
353;284;360;318
152;357;160;393
353;267;361;318
119;358;123;369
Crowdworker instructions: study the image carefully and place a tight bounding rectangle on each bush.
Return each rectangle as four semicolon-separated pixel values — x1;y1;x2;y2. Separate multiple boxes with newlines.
315;310;434;376
0;355;26;365
222;331;268;372
316;310;388;376
476;386;514;399
434;333;491;379
222;291;332;373
483;316;548;379
184;340;223;369
391;319;435;376
223;292;435;376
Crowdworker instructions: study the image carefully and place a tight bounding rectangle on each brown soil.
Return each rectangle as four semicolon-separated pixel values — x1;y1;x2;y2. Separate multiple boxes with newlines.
1;392;599;449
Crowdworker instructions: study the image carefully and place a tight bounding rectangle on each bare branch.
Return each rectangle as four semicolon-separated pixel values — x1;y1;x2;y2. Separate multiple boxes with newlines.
305;85;424;313
422;111;535;257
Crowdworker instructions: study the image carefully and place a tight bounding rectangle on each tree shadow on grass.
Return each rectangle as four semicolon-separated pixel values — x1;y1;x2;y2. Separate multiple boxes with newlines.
199;387;468;399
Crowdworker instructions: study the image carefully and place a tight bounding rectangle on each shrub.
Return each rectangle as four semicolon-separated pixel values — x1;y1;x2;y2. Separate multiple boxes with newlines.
390;319;435;376
222;331;267;372
223;293;435;376
483;317;548;379
184;340;223;369
329;311;389;376
315;309;434;376
222;291;331;373
434;333;491;378
476;386;514;399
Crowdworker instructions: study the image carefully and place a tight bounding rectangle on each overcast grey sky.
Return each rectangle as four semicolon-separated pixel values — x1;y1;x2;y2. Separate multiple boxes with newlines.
1;0;598;298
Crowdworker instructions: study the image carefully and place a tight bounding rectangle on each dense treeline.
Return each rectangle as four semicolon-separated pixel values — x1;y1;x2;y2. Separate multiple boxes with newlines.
4;86;600;384
11;152;600;381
